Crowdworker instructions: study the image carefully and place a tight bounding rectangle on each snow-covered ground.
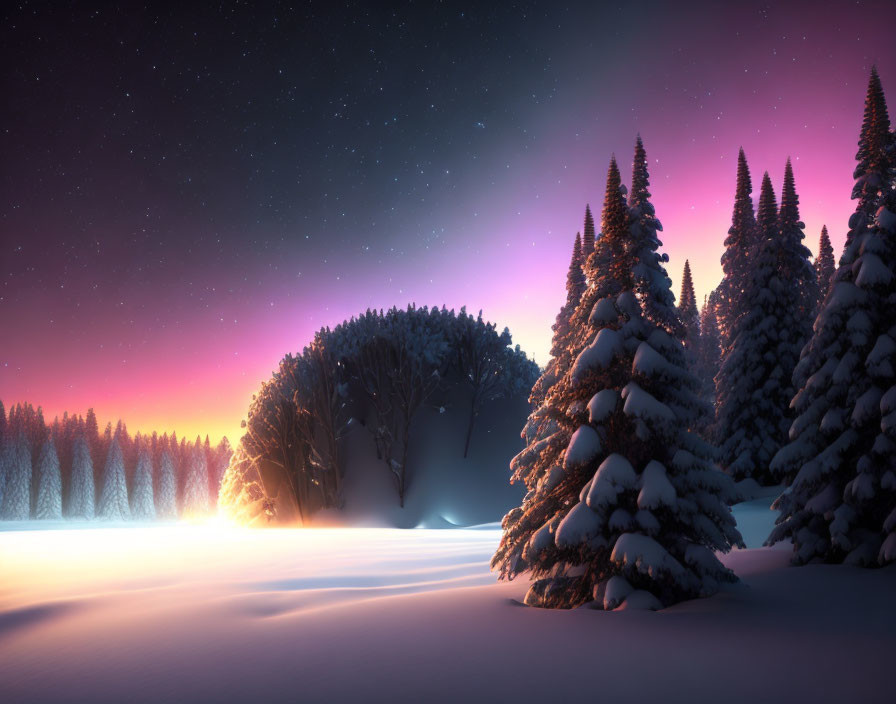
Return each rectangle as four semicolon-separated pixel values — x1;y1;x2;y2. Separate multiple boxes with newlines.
1;501;894;703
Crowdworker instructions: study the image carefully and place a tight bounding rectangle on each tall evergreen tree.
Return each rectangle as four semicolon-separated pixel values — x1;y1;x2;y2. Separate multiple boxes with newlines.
131;442;156;520
520;234;591;514
0;437;10;512
0;399;7;439
779;159;820;321
678;260;698;318
212;437;233;501
814;225;836;309
530;233;587;408
35;438;63;520
157;447;178;519
852;67;892;219
97;436;130;520
695;294;723;423
678;260;700;358
0;434;31;519
67;435;95;519
769;69;896;565
493;146;741;610
717;148;759;349
553;232;587;355
181;438;210;516
716;166;815;484
582;204;596;261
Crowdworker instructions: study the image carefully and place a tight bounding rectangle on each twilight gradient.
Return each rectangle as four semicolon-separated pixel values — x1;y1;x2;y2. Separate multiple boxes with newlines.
1;1;894;443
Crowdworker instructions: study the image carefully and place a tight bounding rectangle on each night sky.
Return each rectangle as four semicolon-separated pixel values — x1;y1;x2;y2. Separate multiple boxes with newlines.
2;1;894;443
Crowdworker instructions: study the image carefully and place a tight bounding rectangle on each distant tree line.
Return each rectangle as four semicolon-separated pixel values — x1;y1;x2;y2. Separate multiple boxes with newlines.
0;401;232;521
221;305;539;524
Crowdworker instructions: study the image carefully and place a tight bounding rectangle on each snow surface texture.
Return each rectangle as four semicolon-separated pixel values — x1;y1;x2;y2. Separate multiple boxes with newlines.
1;500;894;704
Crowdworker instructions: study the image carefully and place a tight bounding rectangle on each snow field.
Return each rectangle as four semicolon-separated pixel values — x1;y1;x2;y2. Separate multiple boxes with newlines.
1;498;894;703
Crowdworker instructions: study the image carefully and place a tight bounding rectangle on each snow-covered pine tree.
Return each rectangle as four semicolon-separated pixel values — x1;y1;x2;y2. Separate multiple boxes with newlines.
554;232;587;357
130;442;156;520
0;434;31;519
0;399;6;506
769;68;896;566
156;447;178;518
678;259;700;360
178;436;189;495
181;438;210;516
84;408;100;468
212;437;233;502
516;231;592;526
716;166;816;484
0;438;7;511
67;435;95;519
97;435;130;520
35;437;63;520
717;148;759;350
530;232;587;407
493;145;742;610
815;225;836;310
779;160;820;323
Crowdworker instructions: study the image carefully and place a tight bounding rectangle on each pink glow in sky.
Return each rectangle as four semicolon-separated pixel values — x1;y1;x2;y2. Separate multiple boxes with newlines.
1;2;893;443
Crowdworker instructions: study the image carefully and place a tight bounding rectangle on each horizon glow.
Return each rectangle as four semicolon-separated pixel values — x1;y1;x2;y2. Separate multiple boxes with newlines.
1;2;893;444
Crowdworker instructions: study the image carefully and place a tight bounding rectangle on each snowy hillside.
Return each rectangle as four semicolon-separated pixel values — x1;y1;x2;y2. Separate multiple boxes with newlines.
1;500;894;704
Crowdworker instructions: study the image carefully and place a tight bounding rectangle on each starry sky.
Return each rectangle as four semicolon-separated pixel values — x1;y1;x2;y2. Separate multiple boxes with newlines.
1;0;894;443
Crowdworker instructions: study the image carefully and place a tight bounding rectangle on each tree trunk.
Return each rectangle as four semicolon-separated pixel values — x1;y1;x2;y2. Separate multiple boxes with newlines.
463;396;478;459
398;416;410;508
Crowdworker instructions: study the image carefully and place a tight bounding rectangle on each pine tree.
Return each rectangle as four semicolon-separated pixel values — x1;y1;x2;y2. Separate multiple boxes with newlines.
814;225;836;309
0;434;31;520
769;69;896;565
678;260;700;359
67;435;95;519
554;232;587;355
203;435;215;500
97;436;130;520
0;433;8;510
130;442;156;520
181;438;210;516
694;294;723;425
156;448;178;519
779;159;820;322
493;145;741;610
582;204;596;261
716;166;816;483
628;135;680;333
717;148;759;349
212;437;233;502
852;67;892;218
530;233;587;407
0;399;7;439
35;438;63;520
179;436;188;494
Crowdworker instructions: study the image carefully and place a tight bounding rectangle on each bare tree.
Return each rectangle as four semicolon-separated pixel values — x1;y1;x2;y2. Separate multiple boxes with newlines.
454;310;516;457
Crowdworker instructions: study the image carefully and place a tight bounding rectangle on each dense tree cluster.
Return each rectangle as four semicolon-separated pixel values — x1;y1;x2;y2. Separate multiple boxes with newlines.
0;400;231;521
492;139;742;611
714;163;818;482
494;68;895;610
768;68;896;566
220;305;538;523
